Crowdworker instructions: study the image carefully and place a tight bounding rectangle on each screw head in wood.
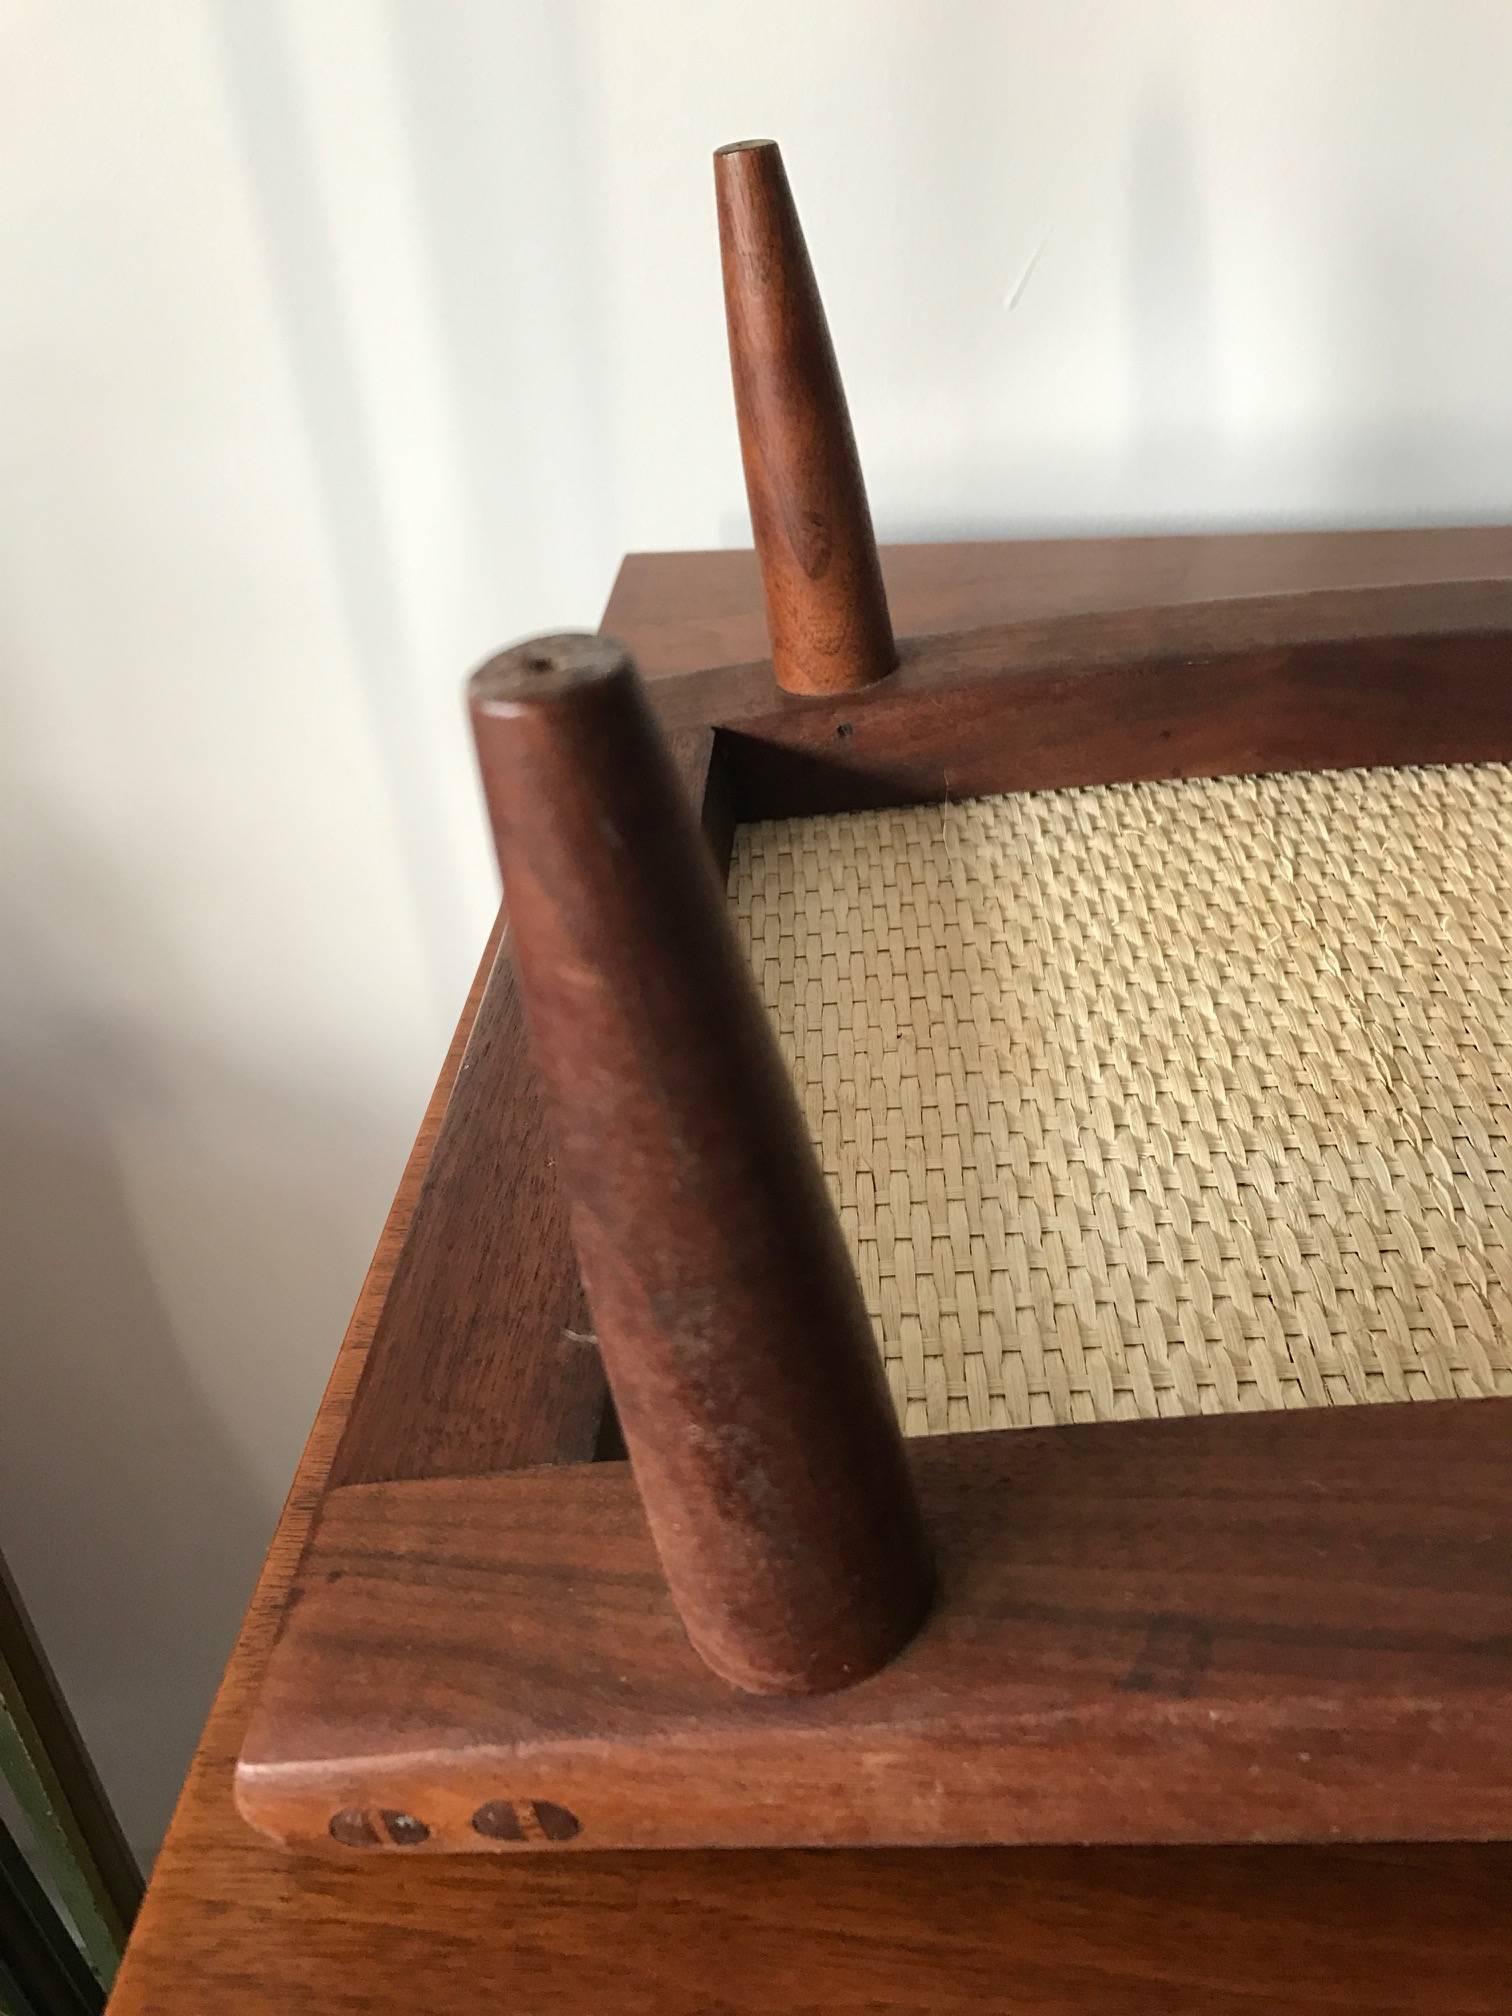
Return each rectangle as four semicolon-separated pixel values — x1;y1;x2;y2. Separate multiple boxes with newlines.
472;1798;581;1843
328;1807;430;1848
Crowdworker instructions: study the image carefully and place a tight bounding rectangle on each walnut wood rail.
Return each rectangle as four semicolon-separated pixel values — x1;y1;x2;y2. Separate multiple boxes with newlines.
647;574;1512;816
240;1398;1512;1854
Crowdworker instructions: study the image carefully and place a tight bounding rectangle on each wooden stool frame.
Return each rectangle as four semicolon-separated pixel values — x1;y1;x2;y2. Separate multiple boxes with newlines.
235;142;1512;1860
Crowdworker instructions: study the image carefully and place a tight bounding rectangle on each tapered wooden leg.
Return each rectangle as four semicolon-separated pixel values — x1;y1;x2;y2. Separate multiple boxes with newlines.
715;140;897;697
468;635;932;1695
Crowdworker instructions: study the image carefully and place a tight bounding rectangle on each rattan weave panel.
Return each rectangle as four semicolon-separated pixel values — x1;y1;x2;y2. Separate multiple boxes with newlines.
730;766;1512;1434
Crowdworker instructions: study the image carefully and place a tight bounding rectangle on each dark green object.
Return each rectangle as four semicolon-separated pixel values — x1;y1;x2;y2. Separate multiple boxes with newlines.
0;1812;104;2014
0;1552;140;1996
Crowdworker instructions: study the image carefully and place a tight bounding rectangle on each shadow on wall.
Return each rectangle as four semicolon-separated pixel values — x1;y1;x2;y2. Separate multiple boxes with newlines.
0;796;401;1864
206;0;474;1011
379;0;620;624
0;1053;264;1865
834;77;1512;548
1122;78;1220;511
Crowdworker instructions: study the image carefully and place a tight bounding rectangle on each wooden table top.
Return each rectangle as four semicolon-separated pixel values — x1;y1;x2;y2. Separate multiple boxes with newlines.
110;530;1512;2016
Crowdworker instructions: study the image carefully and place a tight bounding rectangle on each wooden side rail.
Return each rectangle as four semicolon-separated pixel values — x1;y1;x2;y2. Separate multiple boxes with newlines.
238;1398;1512;1854
644;575;1512;815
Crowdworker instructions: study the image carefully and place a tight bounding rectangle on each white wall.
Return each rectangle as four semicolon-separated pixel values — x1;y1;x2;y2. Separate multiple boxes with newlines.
2;0;1509;1864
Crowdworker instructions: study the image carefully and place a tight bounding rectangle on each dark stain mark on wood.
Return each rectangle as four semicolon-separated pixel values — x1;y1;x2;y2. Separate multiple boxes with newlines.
1119;1615;1215;1698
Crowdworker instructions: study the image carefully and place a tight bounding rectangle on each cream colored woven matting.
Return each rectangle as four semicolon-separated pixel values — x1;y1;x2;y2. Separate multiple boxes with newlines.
730;765;1512;1435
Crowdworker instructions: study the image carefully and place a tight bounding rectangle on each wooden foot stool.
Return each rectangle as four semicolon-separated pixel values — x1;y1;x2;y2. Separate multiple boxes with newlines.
110;141;1512;2015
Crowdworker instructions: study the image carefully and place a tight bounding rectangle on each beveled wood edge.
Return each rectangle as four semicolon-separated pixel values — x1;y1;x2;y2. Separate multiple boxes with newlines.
651;575;1512;725
235;1397;1512;1855
640;575;1512;818
600;527;1512;684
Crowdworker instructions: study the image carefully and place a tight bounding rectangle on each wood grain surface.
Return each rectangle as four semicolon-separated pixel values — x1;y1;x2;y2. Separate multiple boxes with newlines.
715;140;895;696
467;636;929;1695
240;1399;1512;1854
109;533;1512;2016
642;576;1512;816
328;919;603;1487
334;716;733;1489
603;524;1512;680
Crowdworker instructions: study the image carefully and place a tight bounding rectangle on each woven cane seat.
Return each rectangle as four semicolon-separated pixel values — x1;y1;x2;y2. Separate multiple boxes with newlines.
731;764;1512;1435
